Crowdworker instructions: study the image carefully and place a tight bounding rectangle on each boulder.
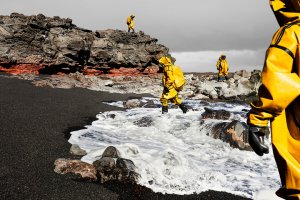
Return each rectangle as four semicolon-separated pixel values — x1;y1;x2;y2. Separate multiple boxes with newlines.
235;70;251;78
208;90;218;99
69;144;87;156
201;107;231;120
220;88;237;99
133;116;153;127
190;93;210;100
233;74;241;81
124;99;142;109
54;146;140;184
101;146;121;158
210;120;251;151
54;159;97;180
93;147;139;183
236;77;254;95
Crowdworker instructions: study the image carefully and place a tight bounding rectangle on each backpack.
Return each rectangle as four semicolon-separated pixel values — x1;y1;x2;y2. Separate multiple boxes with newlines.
172;65;185;90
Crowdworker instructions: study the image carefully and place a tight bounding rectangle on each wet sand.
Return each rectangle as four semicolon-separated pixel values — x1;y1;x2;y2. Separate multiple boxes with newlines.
0;75;251;200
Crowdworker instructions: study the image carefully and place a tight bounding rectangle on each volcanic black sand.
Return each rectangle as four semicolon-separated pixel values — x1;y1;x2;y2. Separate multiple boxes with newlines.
0;75;251;200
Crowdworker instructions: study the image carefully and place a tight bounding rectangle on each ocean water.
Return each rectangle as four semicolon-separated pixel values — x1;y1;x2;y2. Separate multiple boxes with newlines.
68;98;280;198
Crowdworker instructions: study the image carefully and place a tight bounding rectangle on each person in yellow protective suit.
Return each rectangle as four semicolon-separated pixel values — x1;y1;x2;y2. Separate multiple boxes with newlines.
247;0;300;199
159;56;188;114
126;14;135;33
216;55;229;81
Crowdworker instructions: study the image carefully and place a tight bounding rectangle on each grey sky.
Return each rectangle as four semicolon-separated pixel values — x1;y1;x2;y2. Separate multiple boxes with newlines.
1;0;279;71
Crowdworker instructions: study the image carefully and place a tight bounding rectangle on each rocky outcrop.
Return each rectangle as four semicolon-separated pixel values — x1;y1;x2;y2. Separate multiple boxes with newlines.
0;13;168;75
54;146;140;184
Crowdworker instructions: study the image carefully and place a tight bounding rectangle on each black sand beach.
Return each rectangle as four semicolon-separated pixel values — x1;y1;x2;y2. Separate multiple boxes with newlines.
0;75;251;200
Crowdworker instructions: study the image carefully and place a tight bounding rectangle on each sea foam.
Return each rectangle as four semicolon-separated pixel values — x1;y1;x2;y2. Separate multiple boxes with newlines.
68;98;280;198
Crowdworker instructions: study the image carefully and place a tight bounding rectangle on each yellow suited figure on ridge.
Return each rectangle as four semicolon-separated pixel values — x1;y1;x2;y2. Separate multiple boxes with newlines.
247;0;300;199
126;14;135;33
159;56;188;114
216;55;229;81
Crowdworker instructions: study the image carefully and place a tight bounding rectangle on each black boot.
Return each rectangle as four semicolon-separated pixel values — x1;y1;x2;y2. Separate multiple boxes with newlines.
162;106;168;114
217;76;220;82
178;104;188;114
225;76;229;80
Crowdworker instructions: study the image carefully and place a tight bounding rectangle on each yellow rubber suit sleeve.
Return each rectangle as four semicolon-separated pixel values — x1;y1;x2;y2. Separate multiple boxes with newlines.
222;60;228;72
164;65;175;88
216;60;221;69
248;25;300;127
127;17;131;24
127;17;134;28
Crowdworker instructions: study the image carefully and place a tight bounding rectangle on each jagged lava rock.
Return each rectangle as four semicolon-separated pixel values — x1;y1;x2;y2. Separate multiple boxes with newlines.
0;13;168;75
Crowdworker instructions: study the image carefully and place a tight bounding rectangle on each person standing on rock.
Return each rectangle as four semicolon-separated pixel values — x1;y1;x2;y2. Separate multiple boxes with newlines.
247;0;300;199
159;56;188;114
126;14;135;33
216;55;229;81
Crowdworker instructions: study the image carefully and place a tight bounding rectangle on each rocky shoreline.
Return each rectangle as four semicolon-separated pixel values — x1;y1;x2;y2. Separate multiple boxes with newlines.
5;68;261;102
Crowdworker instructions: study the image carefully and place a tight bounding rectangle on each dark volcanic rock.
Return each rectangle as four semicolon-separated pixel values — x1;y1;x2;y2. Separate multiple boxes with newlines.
201;107;231;120
0;13;168;75
55;146;140;184
133;116;153;127
101;146;121;158
69;144;87;156
210;120;251;151
93;147;140;183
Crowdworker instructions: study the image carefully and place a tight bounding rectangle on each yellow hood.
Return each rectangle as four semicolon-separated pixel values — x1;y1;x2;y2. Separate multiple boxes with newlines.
270;0;300;26
159;56;172;66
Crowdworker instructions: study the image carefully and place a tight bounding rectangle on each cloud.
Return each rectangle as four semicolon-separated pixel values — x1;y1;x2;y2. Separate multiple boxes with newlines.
171;49;266;72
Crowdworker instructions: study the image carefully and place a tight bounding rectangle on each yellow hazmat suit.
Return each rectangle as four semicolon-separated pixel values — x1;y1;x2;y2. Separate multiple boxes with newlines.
248;0;300;198
216;55;229;80
159;56;187;114
127;15;135;32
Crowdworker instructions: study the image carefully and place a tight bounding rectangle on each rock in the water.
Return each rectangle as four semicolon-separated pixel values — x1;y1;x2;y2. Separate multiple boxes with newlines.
133;116;153;127
54;159;97;180
124;99;142;109
210;120;251;151
201;107;231;120
92;146;139;183
93;157;116;183
101;146;121;158
115;158;140;182
55;146;140;184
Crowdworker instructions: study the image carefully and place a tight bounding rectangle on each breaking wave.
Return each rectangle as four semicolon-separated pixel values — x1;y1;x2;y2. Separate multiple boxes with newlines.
68;98;280;198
